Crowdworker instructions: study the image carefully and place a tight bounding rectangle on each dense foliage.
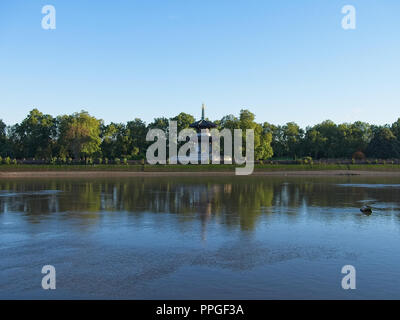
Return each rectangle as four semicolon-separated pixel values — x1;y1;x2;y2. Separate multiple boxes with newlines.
0;109;400;161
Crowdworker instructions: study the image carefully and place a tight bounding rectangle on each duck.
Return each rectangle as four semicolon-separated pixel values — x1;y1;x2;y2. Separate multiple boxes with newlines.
360;206;372;214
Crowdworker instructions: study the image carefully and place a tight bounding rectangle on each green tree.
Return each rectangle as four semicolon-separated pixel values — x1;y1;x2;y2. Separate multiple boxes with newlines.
391;118;400;140
126;118;147;159
239;109;263;159
303;120;340;158
257;125;274;160
0;119;8;157
219;114;240;131
148;117;169;131
100;123;130;159
366;126;400;159
304;127;327;159
58;111;102;159
170;112;195;132
282;122;303;159
339;122;371;157
262;123;286;158
12;109;56;158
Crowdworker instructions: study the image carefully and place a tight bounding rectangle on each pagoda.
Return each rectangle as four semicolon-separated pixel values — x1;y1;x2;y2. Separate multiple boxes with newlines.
189;103;217;132
189;104;216;163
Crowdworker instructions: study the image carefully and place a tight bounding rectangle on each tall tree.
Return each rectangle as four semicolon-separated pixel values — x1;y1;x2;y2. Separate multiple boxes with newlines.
148;117;169;131
12;109;56;158
340;122;371;157
238;109;262;159
391;119;400;140
282;122;303;159
170;112;195;132
366;126;400;159
264;124;286;158
304;127;328;159
126;118;147;158
57;111;102;159
100;123;129;159
257;123;274;160
0;119;7;157
219;114;240;131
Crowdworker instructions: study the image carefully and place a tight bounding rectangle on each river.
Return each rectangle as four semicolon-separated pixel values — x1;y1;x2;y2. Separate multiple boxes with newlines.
1;176;400;299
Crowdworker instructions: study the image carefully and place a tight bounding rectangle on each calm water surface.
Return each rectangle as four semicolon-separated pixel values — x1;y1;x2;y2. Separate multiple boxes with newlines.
1;176;400;299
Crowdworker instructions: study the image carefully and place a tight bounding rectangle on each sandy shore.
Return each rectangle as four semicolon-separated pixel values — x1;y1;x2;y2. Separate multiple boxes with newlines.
1;170;400;178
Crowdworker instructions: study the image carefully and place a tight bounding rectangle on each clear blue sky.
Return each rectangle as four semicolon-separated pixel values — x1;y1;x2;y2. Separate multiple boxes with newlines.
0;0;399;127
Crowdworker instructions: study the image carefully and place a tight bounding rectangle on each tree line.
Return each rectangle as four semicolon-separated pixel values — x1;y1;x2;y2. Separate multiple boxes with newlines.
0;108;400;162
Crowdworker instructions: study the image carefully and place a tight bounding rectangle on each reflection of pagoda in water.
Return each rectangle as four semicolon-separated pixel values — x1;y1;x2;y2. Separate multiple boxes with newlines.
191;184;219;241
189;104;217;163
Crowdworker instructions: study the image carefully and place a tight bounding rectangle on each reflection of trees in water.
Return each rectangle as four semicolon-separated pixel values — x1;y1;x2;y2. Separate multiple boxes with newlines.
1;177;400;231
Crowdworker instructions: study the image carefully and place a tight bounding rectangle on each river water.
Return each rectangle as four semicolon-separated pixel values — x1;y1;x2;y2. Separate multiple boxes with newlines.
1;176;400;299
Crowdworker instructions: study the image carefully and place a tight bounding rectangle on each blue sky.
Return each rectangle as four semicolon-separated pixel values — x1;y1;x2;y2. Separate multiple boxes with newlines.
0;0;399;127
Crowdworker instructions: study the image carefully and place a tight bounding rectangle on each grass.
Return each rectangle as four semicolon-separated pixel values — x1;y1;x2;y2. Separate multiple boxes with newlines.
1;163;400;172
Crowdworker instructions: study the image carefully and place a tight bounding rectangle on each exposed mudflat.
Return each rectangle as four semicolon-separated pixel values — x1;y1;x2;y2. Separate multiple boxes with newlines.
1;170;400;178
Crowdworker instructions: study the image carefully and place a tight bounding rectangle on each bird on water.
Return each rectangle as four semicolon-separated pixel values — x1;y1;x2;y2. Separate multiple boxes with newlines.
360;206;372;214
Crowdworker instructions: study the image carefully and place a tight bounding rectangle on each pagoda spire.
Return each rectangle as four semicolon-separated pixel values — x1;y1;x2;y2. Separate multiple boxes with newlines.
189;103;216;131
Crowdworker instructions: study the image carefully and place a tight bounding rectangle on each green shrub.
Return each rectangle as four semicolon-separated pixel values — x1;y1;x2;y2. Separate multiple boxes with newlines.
104;157;109;165
115;158;121;165
97;157;103;165
123;158;128;165
12;159;17;165
0;156;2;164
303;156;313;165
68;157;73;164
4;157;11;165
